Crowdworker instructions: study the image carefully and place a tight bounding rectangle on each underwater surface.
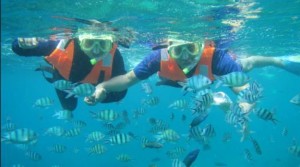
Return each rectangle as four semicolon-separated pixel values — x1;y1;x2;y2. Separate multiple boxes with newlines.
1;0;300;166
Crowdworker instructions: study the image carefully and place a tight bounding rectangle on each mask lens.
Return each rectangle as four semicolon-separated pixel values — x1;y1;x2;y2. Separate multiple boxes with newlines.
82;39;94;49
81;38;113;53
99;40;112;53
169;43;200;59
187;43;199;55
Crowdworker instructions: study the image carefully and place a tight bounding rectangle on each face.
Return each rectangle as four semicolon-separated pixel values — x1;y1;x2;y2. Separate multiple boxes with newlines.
79;38;113;59
168;42;202;68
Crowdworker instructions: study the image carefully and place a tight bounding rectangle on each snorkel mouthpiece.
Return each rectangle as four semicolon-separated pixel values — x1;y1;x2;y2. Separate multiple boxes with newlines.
90;58;97;65
183;68;189;74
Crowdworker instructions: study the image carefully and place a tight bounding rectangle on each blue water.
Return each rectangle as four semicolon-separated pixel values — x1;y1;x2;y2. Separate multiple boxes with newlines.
1;0;300;167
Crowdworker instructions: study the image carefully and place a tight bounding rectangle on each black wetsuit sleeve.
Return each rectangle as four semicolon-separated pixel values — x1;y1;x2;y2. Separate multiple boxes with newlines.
11;38;59;56
101;49;127;103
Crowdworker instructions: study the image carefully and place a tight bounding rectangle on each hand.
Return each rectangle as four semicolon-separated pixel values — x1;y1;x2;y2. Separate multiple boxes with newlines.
17;37;38;49
84;87;107;105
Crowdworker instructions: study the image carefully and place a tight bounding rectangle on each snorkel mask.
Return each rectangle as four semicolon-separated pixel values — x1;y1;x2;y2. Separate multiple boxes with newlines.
78;34;114;65
167;39;204;74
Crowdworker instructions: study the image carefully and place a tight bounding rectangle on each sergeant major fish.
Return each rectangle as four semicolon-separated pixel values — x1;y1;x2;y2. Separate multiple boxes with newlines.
2;128;38;144
178;74;212;93
253;107;278;124
25;150;42;161
53;79;73;91
105;133;134;145
215;72;250;88
33;97;54;108
90;109;119;122
65;83;95;98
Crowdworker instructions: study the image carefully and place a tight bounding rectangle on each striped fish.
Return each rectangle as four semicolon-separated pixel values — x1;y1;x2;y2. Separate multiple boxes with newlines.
116;154;132;162
250;136;262;155
86;131;105;142
238;81;263;103
142;96;160;106
25;151;42;161
195;92;214;107
238;89;263;103
155;129;180;142
66;83;95;98
72;120;87;128
1;121;16;132
149;124;168;134
141;137;163;149
88;144;106;155
52;109;73;120
166;146;186;159
2;128;38;144
189;126;204;140
49;144;67;153
44;126;65;136
141;81;153;95
179;74;212;92
282;127;288;136
239;123;254;142
215;72;250;88
288;145;300;157
106;133;134;145
244;149;253;162
225;103;249;127
172;159;186;167
53;79;73;91
253;107;277;124
33;97;54;108
90;109;119;122
133;107;147;119
168;99;189;110
143;141;164;149
201;124;216;138
64;128;81;137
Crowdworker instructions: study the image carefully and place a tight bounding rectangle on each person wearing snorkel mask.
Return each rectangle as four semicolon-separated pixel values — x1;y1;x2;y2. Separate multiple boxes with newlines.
84;38;239;105
12;34;128;111
85;38;300;109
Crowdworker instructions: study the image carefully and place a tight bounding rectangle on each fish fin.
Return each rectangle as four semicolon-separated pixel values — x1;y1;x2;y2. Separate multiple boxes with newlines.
64;90;75;99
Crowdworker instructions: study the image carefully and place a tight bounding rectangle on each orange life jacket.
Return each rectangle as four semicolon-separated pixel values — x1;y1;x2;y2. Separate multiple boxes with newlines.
159;41;215;81
45;39;117;84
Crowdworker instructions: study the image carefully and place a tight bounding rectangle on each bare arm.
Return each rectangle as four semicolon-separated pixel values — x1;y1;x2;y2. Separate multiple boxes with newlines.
239;56;283;72
84;70;140;104
101;70;140;92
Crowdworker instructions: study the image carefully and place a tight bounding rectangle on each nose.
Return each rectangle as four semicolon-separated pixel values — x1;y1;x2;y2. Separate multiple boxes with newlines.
181;50;189;60
92;43;100;54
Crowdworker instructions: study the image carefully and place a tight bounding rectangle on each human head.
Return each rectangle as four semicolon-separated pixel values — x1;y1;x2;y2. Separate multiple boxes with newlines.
78;34;114;63
167;39;204;74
